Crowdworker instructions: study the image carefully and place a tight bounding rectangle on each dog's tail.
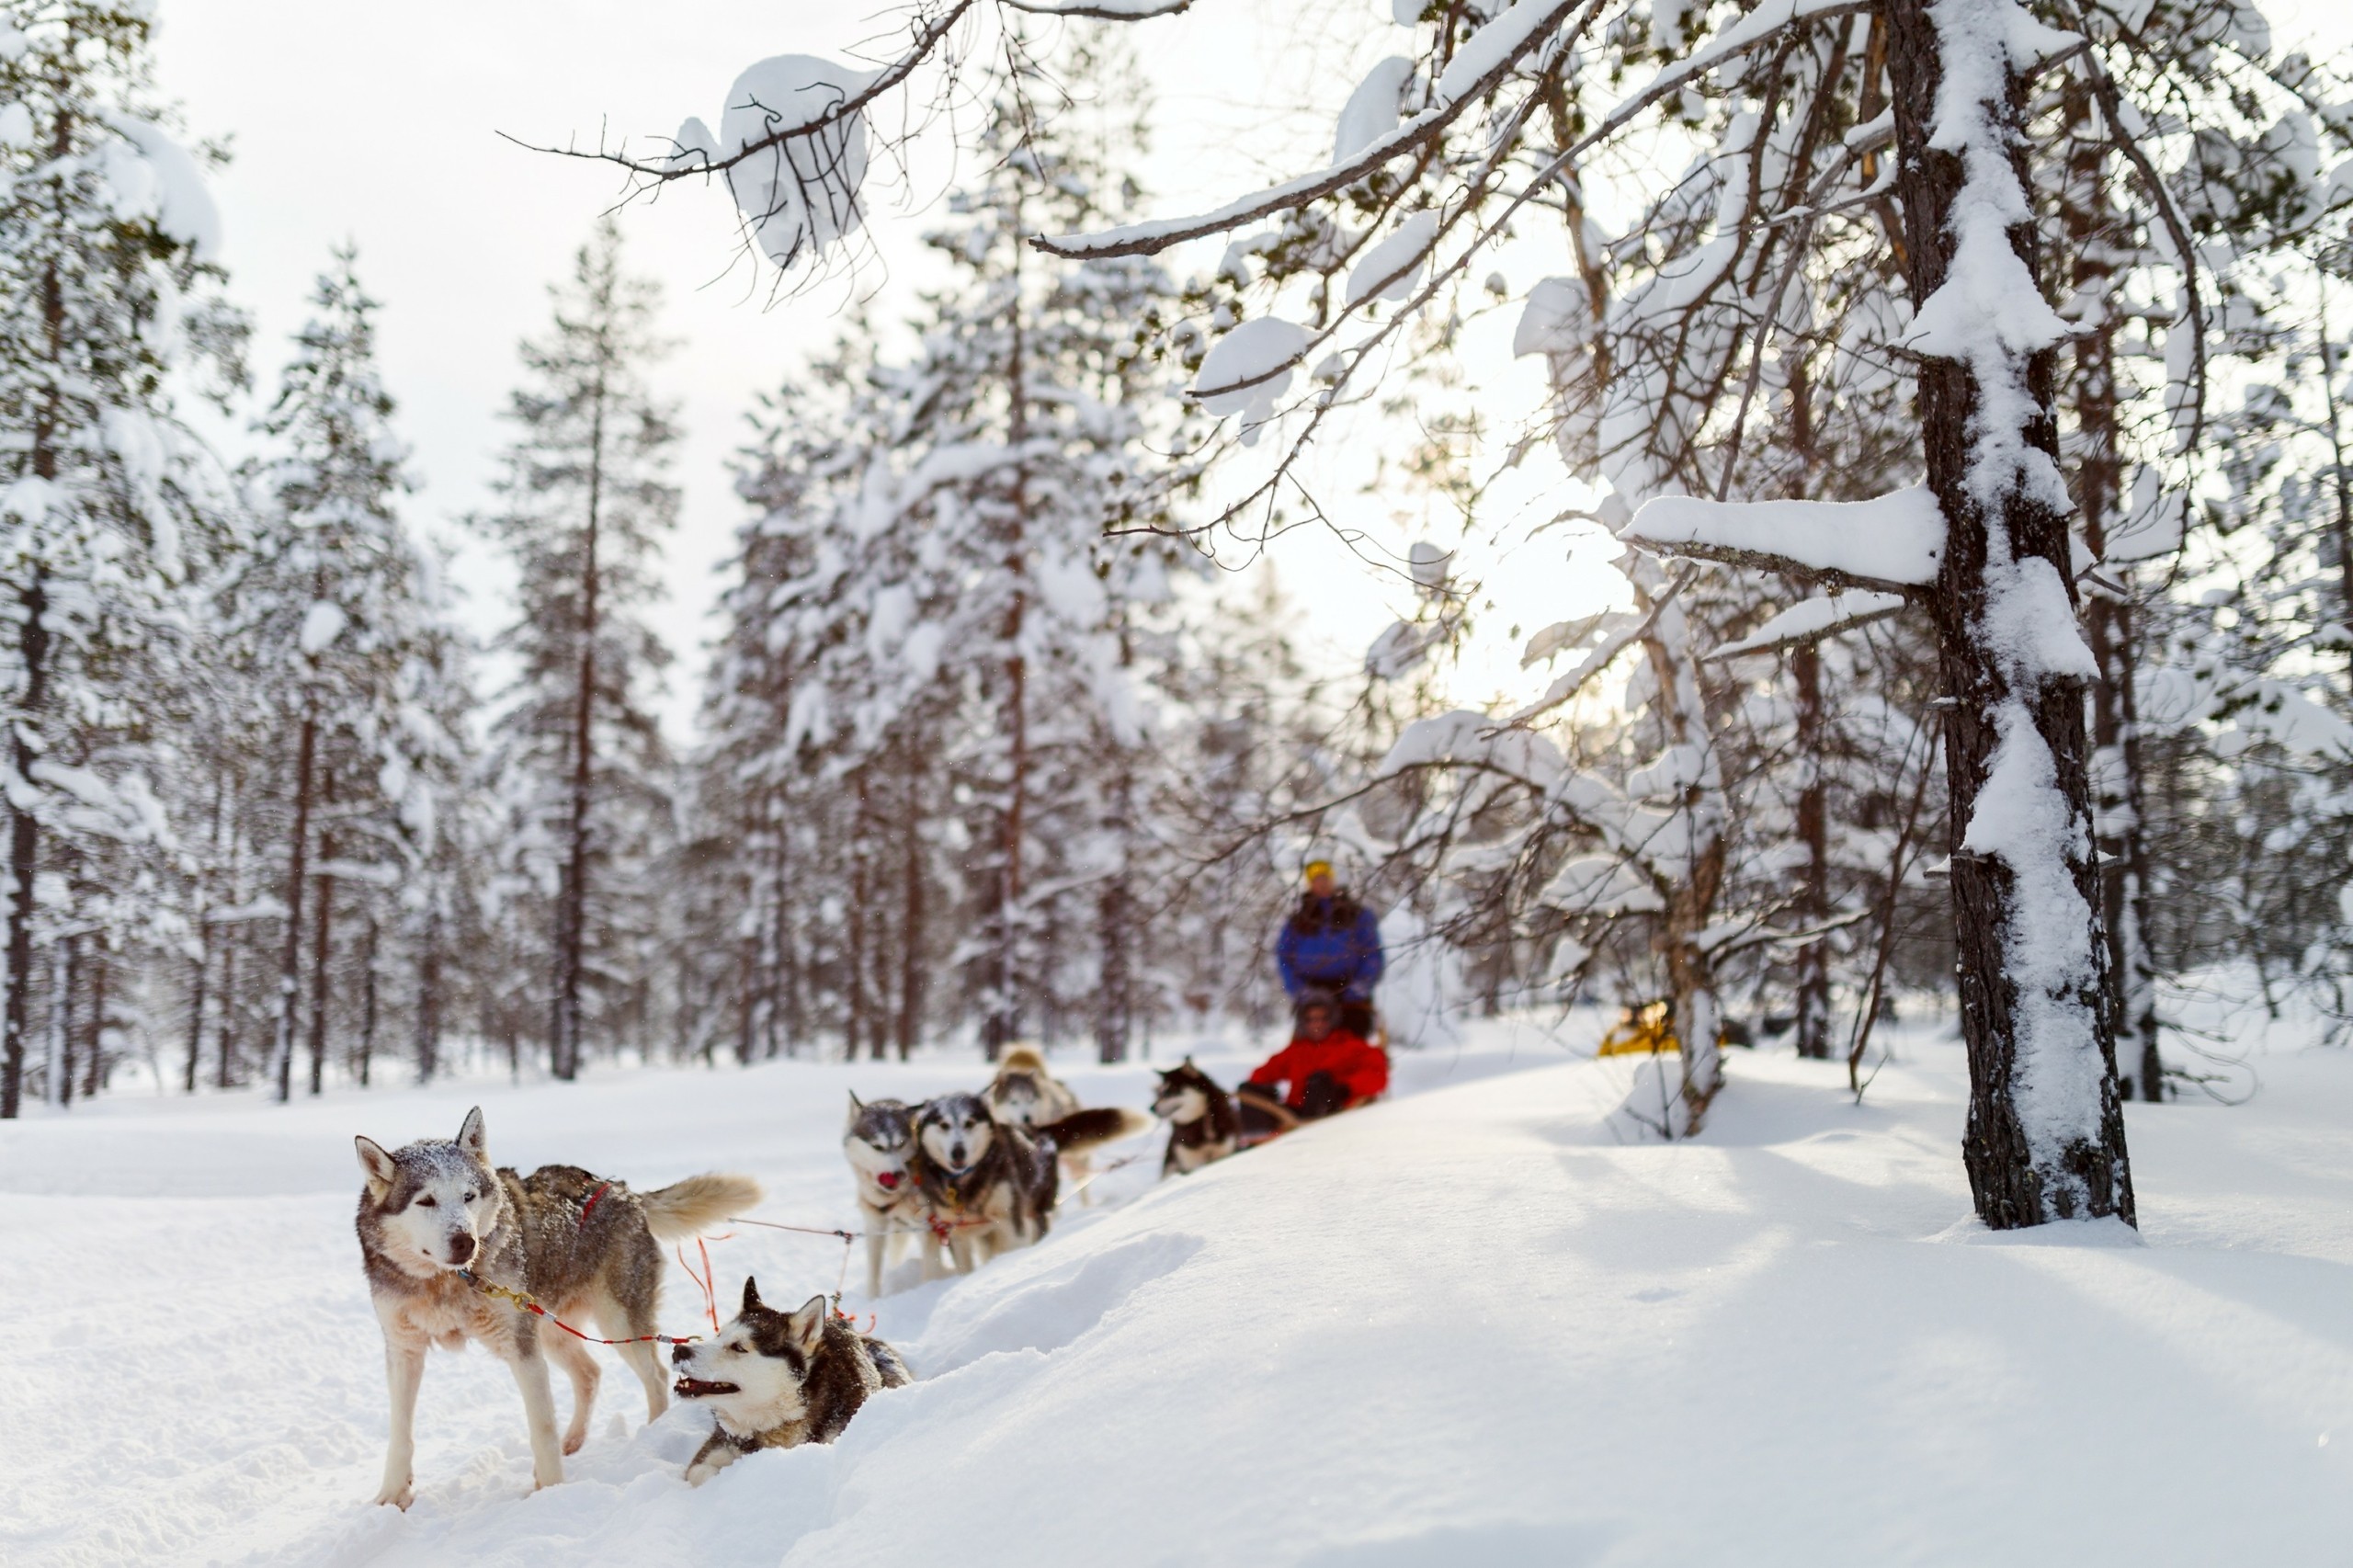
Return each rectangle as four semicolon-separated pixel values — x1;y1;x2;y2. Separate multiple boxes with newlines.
641;1173;763;1241
997;1043;1050;1075
1034;1107;1154;1155
864;1337;913;1389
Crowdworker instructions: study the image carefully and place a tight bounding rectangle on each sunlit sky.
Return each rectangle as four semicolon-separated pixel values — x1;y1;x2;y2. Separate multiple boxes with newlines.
156;0;2351;734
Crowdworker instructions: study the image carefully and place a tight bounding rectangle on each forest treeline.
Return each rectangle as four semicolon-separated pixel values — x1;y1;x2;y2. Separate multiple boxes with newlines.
3;3;2351;1119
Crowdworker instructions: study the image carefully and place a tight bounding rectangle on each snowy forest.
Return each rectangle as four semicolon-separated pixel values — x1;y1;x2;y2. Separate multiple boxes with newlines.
5;0;2353;1227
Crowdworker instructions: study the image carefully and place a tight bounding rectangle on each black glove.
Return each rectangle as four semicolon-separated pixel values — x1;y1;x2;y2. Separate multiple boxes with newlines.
1298;1071;1349;1119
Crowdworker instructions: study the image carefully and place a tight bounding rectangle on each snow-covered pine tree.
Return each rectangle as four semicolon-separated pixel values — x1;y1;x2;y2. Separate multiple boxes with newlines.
480;220;679;1081
231;247;467;1099
0;0;245;1118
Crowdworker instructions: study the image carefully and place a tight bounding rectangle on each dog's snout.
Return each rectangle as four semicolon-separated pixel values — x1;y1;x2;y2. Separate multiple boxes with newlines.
672;1341;695;1365
446;1233;476;1265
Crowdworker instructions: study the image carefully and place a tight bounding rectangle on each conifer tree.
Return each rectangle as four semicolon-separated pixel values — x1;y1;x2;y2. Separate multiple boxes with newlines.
481;220;679;1080
0;0;244;1118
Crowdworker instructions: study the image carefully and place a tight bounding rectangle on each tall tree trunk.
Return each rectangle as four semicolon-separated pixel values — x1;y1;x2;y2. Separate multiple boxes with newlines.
988;197;1029;1065
306;816;336;1097
3;574;50;1121
5;105;73;1122
1791;639;1835;1059
1885;0;2133;1226
357;913;379;1088
47;934;72;1108
216;923;239;1091
2317;291;2353;691
553;376;608;1083
270;704;318;1104
83;949;107;1098
897;756;926;1062
414;903;441;1084
183;937;209;1095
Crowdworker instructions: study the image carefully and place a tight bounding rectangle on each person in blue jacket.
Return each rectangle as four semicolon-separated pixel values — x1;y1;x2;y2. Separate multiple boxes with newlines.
1276;859;1385;1039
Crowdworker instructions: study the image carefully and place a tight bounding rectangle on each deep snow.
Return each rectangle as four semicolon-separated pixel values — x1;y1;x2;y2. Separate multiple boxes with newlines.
4;1017;2349;1566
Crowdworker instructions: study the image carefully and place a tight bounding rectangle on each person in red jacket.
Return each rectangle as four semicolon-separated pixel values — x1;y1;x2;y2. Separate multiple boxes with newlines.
1236;990;1389;1132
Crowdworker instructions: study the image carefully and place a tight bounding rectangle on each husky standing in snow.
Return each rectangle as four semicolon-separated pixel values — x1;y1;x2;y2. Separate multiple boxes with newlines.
673;1277;911;1484
843;1094;924;1295
352;1107;759;1506
985;1044;1108;1203
910;1092;1151;1277
1153;1058;1239;1176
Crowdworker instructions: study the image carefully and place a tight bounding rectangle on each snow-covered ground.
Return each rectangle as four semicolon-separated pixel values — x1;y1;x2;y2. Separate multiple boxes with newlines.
4;1017;2349;1566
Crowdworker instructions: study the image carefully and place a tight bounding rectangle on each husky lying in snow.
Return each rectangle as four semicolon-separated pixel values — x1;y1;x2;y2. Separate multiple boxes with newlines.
674;1277;911;1484
1154;1058;1239;1176
843;1094;925;1297
353;1107;759;1506
908;1092;1152;1278
985;1044;1102;1203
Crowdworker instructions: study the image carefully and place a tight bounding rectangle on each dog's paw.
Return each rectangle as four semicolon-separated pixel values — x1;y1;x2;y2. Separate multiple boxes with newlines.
372;1480;415;1510
563;1429;587;1457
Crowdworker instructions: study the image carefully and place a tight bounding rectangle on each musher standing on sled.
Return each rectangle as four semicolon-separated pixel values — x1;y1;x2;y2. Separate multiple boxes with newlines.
1275;858;1384;1040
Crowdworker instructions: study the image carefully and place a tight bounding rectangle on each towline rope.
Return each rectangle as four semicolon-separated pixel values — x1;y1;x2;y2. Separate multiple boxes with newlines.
455;1267;702;1346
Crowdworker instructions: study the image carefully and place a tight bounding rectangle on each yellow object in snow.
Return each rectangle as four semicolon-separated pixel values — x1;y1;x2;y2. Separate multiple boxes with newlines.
1597;1000;1679;1057
1597;1000;1741;1057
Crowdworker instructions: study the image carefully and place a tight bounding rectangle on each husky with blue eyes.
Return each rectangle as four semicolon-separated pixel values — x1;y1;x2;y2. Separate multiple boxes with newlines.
352;1106;759;1507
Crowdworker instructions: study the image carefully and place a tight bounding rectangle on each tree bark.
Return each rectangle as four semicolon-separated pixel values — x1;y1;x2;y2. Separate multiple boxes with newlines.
415;903;441;1084
988;196;1029;1066
553;367;608;1083
357;913;379;1088
2;574;50;1121
306;816;335;1096
270;704;318;1104
897;756;926;1062
46;933;72;1108
1791;638;1834;1059
1883;0;2133;1226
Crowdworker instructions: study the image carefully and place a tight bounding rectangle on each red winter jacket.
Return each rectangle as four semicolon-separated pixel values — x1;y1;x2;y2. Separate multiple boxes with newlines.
1245;1028;1390;1109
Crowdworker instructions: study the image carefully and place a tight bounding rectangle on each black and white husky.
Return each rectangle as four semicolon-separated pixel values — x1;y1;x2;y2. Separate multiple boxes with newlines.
909;1092;1152;1277
353;1107;759;1507
673;1277;911;1484
843;1094;924;1296
1154;1058;1239;1176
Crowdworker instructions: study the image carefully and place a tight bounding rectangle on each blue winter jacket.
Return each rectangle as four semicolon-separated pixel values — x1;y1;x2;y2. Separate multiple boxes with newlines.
1276;893;1385;1002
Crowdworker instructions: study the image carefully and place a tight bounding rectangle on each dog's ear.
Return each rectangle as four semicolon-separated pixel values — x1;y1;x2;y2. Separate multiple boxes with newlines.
742;1276;762;1313
786;1295;829;1356
457;1106;487;1162
846;1090;863;1126
355;1136;397;1199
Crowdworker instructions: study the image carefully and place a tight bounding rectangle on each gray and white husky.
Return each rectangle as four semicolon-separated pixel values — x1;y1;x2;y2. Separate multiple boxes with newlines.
843;1094;925;1296
673;1276;911;1484
353;1107;759;1506
985;1044;1104;1203
910;1092;1152;1277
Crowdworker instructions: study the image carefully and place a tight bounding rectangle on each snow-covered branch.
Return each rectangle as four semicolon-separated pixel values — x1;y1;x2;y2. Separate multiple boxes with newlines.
1621;490;1944;597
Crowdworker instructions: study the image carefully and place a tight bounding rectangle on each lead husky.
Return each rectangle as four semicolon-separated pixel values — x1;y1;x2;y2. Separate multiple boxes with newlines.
1154;1058;1239;1176
353;1107;759;1506
843;1094;924;1296
673;1277;911;1484
910;1093;1152;1277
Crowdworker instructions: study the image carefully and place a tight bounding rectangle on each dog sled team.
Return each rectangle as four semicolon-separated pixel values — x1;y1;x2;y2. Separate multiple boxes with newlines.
349;858;1391;1506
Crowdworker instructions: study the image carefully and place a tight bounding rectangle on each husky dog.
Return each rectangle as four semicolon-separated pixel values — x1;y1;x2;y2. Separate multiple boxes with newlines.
353;1107;760;1507
843;1094;923;1296
911;1093;1153;1276
986;1044;1099;1203
674;1277;911;1484
1154;1058;1239;1176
